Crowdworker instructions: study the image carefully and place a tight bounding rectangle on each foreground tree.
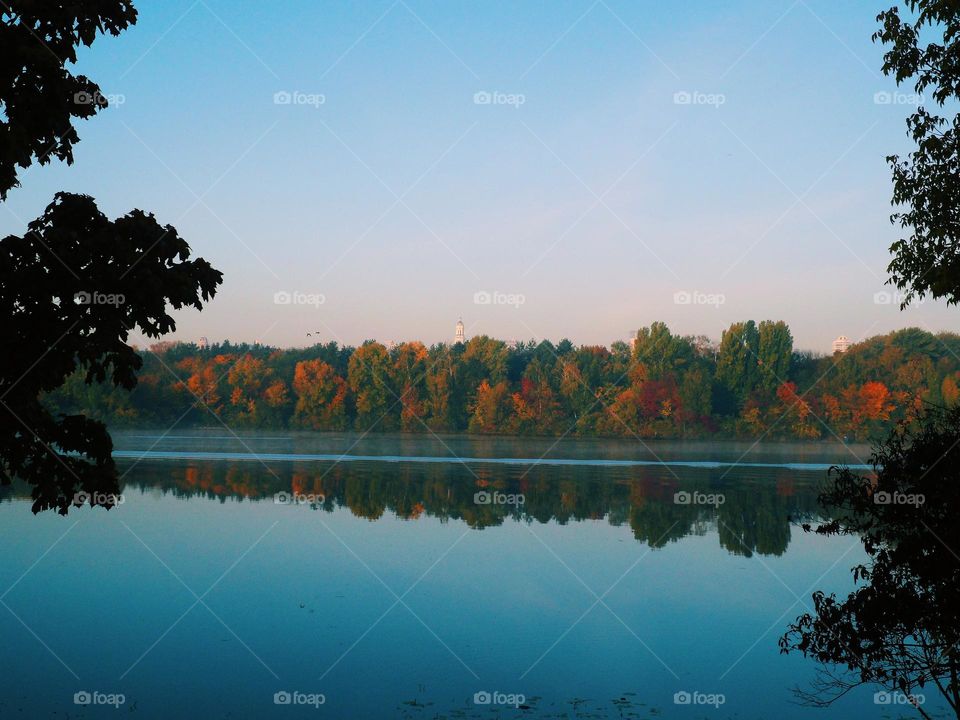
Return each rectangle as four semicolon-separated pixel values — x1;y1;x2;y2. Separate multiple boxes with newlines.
875;1;960;306
0;195;221;513
781;5;960;714
780;407;960;717
0;2;137;197
0;3;221;513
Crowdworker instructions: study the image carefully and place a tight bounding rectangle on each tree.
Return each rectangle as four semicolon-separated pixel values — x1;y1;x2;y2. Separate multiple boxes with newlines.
632;322;690;379
758;320;793;392
0;2;137;198
716;321;760;407
1;3;221;513
1;194;221;513
391;342;429;431
875;2;960;306
292;360;348;429
347;342;395;430
781;407;960;718
468;380;511;433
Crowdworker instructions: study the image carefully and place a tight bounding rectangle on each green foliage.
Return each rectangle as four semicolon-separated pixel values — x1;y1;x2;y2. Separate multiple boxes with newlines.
42;324;960;444
875;1;960;306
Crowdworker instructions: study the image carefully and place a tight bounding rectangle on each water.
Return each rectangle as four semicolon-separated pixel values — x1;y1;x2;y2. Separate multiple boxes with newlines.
0;432;936;718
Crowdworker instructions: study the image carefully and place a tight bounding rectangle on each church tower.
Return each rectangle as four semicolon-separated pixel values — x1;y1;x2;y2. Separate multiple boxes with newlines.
454;317;465;345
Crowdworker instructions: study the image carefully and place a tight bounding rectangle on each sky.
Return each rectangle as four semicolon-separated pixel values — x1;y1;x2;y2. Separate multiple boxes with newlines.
1;0;955;353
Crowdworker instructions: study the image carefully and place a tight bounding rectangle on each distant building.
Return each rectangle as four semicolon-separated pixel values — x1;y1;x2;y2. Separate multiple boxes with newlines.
832;335;852;354
629;330;639;351
454;317;465;345
198;336;209;350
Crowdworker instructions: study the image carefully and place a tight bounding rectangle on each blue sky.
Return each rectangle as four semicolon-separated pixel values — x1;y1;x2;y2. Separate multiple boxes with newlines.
1;0;953;352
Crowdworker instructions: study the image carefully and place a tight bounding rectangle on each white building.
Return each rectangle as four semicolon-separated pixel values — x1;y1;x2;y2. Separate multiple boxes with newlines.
832;335;851;354
198;336;209;350
454;317;465;345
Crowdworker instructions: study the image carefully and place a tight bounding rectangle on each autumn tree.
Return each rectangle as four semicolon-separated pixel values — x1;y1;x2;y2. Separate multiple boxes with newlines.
391;342;429;431
292;360;348;429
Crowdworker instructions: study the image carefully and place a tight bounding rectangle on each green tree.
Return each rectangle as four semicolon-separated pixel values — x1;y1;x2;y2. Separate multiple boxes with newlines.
348;342;396;430
758;320;794;392
875;1;960;306
716;321;760;408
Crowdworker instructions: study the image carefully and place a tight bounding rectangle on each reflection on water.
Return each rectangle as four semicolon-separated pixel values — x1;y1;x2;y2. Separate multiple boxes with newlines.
110;458;819;558
1;433;922;720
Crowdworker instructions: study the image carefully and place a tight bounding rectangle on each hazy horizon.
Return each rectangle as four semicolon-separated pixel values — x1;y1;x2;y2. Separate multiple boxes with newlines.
1;0;953;353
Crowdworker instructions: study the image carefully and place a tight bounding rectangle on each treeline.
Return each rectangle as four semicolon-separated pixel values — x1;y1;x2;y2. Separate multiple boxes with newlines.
43;322;960;440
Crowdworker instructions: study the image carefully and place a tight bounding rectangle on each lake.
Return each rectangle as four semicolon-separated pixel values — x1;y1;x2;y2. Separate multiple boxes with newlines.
0;432;937;718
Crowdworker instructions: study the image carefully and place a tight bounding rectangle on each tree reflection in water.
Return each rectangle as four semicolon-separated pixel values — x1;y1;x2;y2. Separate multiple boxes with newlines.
0;460;831;558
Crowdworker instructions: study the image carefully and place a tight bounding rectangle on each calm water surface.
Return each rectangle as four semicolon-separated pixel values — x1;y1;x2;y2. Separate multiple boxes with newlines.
0;432;937;718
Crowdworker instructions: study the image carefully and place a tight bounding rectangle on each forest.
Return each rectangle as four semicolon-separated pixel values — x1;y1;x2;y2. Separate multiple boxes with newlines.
43;321;960;441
